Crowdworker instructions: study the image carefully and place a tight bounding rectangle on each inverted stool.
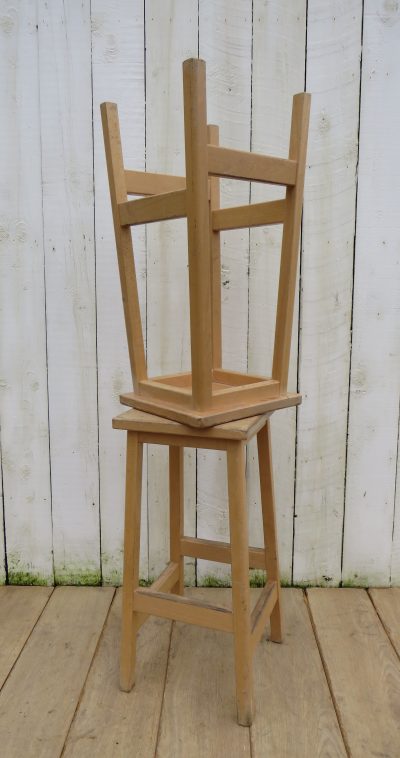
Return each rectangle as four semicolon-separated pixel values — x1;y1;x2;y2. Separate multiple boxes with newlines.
113;408;283;726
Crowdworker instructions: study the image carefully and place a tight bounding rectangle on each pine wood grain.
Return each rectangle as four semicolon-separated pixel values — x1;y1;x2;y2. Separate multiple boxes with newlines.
0;587;113;758
63;590;171;758
251;589;345;757
0;587;52;689
156;588;251;757
308;588;400;757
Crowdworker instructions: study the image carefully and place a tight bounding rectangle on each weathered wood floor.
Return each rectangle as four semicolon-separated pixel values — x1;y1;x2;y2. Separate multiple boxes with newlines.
0;587;399;757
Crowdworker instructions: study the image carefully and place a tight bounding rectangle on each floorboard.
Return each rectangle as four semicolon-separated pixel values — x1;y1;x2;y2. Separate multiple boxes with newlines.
0;586;52;688
369;587;400;658
308;588;400;758
63;589;171;758
156;588;251;758
0;586;113;758
251;589;346;757
1;586;400;756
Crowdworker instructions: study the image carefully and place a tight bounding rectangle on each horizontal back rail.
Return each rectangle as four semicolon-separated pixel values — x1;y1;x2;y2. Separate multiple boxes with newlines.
212;198;286;231
208;144;297;186
125;169;186;196
118;189;187;226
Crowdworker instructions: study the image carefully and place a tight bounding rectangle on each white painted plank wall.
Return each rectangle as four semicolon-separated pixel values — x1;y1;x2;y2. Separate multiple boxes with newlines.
247;0;306;584
294;0;362;585
0;1;53;584
0;0;399;588
145;0;197;582
0;440;5;583
91;0;148;584
39;0;100;584
343;0;400;587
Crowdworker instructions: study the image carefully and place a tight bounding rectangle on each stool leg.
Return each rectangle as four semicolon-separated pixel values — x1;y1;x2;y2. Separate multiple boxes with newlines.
169;445;184;594
257;420;283;643
120;431;143;691
227;441;254;726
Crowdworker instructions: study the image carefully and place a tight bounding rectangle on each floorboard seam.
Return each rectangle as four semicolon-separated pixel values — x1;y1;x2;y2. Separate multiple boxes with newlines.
366;589;400;664
304;589;351;758
59;587;116;757
153;617;174;757
0;586;55;695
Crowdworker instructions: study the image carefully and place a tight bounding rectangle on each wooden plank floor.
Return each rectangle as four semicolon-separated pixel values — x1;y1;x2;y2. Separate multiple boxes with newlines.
0;587;399;757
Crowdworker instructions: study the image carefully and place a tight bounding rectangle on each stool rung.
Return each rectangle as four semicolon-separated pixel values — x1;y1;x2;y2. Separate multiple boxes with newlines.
133;588;233;633
180;535;266;570
250;580;278;652
150;561;180;593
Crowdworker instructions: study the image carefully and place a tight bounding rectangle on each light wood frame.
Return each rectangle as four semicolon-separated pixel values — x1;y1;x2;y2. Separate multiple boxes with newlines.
101;58;310;427
116;408;282;726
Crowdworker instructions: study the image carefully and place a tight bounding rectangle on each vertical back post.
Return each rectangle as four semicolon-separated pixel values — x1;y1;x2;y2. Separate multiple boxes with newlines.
183;59;213;410
101;102;147;390
272;93;311;391
207;124;222;368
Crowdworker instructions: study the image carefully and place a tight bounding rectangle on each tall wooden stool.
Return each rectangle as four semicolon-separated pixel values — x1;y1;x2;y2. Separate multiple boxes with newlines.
101;58;310;428
113;408;282;726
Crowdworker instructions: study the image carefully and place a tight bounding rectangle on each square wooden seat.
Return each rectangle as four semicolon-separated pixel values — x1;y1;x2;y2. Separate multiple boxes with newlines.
114;407;283;726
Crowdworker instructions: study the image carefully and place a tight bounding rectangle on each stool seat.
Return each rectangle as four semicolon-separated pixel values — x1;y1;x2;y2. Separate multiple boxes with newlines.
114;406;283;726
113;407;271;440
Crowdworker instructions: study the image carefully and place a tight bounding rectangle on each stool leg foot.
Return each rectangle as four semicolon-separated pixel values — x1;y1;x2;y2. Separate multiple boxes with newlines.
169;446;184;595
120;431;143;691
257;420;283;643
227;441;254;727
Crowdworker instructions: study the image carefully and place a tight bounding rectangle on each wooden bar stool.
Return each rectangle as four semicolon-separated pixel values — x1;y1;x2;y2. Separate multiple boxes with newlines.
113;407;282;726
101;59;310;429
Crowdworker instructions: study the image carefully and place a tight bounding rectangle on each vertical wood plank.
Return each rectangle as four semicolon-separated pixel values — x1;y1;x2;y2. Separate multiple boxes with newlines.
0;448;5;584
392;433;400;582
343;0;400;586
38;0;100;584
248;0;306;583
197;0;252;583
91;0;148;583
294;0;362;585
0;1;53;584
146;0;197;582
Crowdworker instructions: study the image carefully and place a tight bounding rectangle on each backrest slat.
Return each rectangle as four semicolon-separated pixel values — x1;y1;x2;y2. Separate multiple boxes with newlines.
125;169;186;196
208;145;297;186
119;189;187;226
212;199;286;232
